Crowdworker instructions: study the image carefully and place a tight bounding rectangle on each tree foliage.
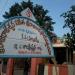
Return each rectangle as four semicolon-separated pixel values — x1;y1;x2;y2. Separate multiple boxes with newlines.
61;5;75;63
3;0;56;39
61;5;75;51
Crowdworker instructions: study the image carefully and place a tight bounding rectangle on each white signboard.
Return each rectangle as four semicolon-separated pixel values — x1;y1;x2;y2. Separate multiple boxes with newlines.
21;8;36;21
0;16;54;57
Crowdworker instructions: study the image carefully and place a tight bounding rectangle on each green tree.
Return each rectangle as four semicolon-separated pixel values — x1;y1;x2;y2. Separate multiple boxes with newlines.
61;5;75;63
3;0;56;40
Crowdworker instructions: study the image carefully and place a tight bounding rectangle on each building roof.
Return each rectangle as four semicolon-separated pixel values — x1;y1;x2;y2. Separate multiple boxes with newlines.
53;43;65;47
52;37;66;47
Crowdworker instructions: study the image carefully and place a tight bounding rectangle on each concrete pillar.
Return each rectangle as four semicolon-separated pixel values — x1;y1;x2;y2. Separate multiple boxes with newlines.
30;58;37;75
6;59;14;75
48;64;52;75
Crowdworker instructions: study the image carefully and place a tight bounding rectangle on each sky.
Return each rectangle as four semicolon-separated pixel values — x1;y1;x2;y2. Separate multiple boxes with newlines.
0;0;75;37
